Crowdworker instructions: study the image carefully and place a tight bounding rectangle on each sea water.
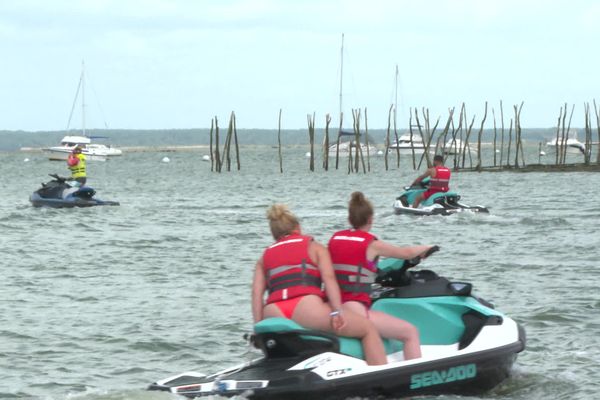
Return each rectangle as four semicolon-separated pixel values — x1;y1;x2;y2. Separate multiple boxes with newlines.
1;147;599;400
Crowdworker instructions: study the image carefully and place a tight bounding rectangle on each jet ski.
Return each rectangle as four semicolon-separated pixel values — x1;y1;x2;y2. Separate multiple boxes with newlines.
29;174;119;208
393;179;489;216
148;247;525;399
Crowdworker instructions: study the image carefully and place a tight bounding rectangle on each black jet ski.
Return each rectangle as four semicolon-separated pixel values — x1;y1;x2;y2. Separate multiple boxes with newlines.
148;247;525;399
29;174;119;208
393;179;489;216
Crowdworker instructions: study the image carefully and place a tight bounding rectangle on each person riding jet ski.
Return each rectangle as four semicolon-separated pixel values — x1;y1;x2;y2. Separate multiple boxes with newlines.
411;154;450;208
67;145;87;186
329;192;435;360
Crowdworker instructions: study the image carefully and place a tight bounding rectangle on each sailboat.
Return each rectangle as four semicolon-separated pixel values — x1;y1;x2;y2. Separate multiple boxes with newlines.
44;61;122;161
327;34;378;157
387;65;429;155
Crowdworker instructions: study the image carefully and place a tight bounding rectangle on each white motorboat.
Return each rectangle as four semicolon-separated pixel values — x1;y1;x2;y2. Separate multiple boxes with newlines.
44;135;121;161
388;133;428;155
328;140;378;157
546;134;586;155
443;138;478;156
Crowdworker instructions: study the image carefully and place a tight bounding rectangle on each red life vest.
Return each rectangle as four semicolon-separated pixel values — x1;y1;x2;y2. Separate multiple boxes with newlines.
328;229;378;307
262;233;324;304
430;166;451;191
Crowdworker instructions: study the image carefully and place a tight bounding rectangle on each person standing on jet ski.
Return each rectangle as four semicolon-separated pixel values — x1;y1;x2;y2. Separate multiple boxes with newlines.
252;204;388;366
67;146;87;186
411;154;450;208
329;192;436;360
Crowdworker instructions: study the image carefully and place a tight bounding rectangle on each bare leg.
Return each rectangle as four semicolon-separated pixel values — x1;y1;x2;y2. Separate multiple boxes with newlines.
412;193;423;208
342;301;421;360
368;311;421;360
265;296;387;366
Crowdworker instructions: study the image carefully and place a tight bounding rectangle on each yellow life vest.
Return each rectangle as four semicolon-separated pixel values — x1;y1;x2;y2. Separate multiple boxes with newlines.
68;153;87;178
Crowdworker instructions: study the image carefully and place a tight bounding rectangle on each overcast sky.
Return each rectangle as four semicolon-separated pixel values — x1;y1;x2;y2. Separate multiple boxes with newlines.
1;0;598;131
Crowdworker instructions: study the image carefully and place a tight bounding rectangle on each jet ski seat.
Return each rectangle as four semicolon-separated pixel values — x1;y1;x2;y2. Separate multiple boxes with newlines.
422;191;460;206
254;318;403;360
255;296;503;360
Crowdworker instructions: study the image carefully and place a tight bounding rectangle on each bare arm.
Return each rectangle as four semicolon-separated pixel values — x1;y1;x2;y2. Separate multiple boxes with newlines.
311;242;343;311
251;257;267;323
369;240;433;260
310;242;346;331
411;167;434;186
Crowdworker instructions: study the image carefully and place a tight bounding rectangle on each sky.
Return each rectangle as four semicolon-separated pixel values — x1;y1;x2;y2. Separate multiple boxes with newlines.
0;0;599;131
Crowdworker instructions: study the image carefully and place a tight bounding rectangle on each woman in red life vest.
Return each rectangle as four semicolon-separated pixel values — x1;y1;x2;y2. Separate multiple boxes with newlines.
252;204;387;365
329;192;436;360
411;154;451;208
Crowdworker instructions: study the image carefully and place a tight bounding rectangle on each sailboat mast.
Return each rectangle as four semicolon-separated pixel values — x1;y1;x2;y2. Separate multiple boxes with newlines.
339;33;344;119
81;60;86;137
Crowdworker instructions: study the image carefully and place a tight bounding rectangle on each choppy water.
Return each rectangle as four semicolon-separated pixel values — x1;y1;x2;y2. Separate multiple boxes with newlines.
1;147;599;400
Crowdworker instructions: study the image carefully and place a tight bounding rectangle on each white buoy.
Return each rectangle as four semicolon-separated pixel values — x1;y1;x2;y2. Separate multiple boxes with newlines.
539;151;546;156
495;149;500;153
162;156;170;163
23;158;30;162
377;150;384;156
305;152;311;158
202;155;210;161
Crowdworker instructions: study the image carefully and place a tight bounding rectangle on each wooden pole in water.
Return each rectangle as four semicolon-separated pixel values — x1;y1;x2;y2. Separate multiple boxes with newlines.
353;108;366;173
209;118;214;172
565;104;575;164
538;142;543;164
506;118;513;168
499;101;505;169
214;116;221;173
233;112;240;171
335;112;343;170
554;106;563;165
492;108;498;167
393;107;401;168
594;99;600;164
385;104;393;171
437;108;455;164
277;109;283;173
462;114;476;169
516;102;525;167
307;113;315;172
323;113;332;171
476;101;488;171
559;103;568;165
418;111;440;170
408;109;416;170
584;103;590;165
513;104;520;168
364;107;371;172
224;112;233;171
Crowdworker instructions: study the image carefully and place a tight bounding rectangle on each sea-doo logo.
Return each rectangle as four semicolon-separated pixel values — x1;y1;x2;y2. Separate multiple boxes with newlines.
326;368;352;377
410;363;476;389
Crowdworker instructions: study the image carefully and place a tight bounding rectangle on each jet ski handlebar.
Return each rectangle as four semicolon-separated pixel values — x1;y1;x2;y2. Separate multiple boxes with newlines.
405;245;440;268
49;173;68;183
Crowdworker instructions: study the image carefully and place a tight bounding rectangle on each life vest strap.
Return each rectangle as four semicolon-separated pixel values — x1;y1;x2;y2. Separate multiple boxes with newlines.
268;275;322;294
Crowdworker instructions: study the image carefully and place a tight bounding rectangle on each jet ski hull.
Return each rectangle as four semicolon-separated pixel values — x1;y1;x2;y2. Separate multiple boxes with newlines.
29;174;119;208
394;187;489;216
149;328;524;399
29;192;119;208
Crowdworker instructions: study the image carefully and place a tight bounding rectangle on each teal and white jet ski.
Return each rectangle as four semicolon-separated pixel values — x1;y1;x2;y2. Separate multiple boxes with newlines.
393;179;489;216
148;247;524;399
